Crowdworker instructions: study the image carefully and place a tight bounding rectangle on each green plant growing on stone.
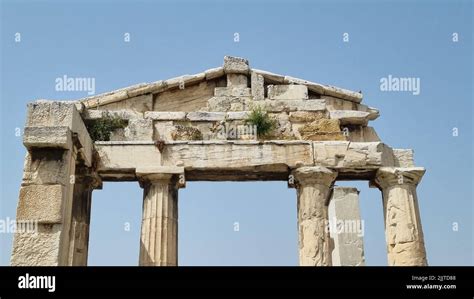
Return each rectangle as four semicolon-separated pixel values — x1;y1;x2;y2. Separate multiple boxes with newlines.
245;106;276;138
87;113;127;142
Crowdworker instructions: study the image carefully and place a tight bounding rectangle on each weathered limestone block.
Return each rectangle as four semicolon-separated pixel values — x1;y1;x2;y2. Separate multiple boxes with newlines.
345;126;381;142
23;126;72;150
289;111;327;122
329;110;373;125
187;112;226;121
205;67;225;80
83;109;143;120
313;141;394;168
17;184;65;223
96;94;152;113
171;125;203;141
126;82;166;98
392;149;415;167
95;142;162;171
162;141;314;169
21;149;72;186
207;96;252;112
137;167;184;266
26;101;93;166
251;71;264;101
226;111;249;120
125;118;153;141
374;167;427;266
298;119;346;141
322;96;356;111
328;187;365;266
255;99;326;112
154;121;175;141
163;73;206;90
251;68;284;84
227;74;248;87
268;112;294;140
154;80;219;112
268;85;308;100
145;112;186;121
214;87;251;97
292;166;337;266
223;56;249;74
10;224;62;266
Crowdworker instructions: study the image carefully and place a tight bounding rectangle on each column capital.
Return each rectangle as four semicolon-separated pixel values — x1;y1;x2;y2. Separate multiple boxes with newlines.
136;166;185;188
373;167;425;189
74;165;102;190
292;166;337;187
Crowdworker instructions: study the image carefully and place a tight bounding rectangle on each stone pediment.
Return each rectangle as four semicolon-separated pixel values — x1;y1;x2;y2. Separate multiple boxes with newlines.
79;56;364;110
76;56;380;144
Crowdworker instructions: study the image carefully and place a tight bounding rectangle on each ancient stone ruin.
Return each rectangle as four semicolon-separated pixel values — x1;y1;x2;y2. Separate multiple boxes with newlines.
11;56;427;266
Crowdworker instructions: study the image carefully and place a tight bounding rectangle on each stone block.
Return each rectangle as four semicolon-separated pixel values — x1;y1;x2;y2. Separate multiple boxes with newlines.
329;110;374;125
22;149;71;186
153;121;175;141
223;56;249;74
214;87;252;97
207;96;252;112
313;141;394;168
393;149;415;167
26;101;93;166
10;224;62;266
145;112;186;121
256;99;326;112
205;67;225;80
227;74;248;87
17;185;65;223
187;112;226;121
289;111;327;122
125;118;153;141
23;126;72;149
226;111;249;120
268;85;308;100
251;71;265;101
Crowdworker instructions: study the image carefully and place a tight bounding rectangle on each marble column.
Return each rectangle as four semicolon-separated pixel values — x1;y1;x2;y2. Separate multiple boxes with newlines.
374;167;427;266
328;187;365;266
292;166;337;266
67;166;102;266
136;167;185;266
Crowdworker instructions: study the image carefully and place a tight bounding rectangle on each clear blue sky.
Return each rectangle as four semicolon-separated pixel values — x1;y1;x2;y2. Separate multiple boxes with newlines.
0;0;472;266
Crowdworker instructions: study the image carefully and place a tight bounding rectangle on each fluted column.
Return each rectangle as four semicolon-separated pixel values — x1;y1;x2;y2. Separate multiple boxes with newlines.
374;167;427;266
67;166;102;266
291;166;337;266
136;167;185;266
